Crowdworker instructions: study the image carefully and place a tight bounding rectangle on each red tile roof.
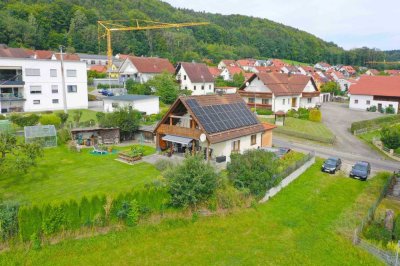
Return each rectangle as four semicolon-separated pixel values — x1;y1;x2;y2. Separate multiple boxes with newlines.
0;47;32;58
207;66;222;77
316;62;331;68
221;60;237;67
90;65;107;73
299;66;315;73
341;65;356;74
226;66;245;75
385;70;400;76
128;56;174;74
178;62;214;83
349;76;400;97
236;59;256;67
54;53;80;61
34;50;54;59
367;69;380;75
242;72;316;96
262;122;277;130
270;59;286;68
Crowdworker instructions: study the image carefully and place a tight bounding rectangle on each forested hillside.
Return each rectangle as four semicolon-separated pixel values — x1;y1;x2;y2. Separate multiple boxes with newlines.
0;0;393;66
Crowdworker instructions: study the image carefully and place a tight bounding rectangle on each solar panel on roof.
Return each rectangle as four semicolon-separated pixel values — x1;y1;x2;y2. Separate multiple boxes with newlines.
186;98;259;134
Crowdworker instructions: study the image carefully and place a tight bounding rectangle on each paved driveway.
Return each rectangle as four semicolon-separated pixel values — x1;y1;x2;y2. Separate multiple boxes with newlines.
320;102;385;159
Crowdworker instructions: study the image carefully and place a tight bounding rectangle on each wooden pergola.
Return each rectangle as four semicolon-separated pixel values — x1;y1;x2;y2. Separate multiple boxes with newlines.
274;110;286;126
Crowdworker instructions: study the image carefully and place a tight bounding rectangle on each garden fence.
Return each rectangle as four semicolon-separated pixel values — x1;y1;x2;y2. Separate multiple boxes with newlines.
353;174;397;264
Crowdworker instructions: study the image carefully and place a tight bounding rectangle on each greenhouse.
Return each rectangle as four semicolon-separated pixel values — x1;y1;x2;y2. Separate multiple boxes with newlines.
0;120;12;133
24;125;57;147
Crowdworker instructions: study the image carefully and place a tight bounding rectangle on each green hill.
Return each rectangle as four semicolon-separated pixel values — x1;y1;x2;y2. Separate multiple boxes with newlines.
0;0;388;66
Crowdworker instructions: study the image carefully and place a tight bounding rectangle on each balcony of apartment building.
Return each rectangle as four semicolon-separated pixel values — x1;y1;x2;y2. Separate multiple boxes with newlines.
0;68;24;87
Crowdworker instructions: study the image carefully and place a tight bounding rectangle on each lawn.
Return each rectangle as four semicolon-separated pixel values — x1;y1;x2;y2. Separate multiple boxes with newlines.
56;109;100;124
0;145;158;205
0;160;388;265
282;59;309;66
260;117;335;143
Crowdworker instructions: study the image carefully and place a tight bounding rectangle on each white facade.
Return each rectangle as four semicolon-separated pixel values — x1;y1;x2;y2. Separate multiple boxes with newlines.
103;96;159;115
314;63;331;71
199;132;263;162
0;57;88;113
119;60;156;84
349;94;399;113
77;53;109;69
176;67;214;96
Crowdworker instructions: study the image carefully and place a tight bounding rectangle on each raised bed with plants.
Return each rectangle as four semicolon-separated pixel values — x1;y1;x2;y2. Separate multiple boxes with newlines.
118;146;144;163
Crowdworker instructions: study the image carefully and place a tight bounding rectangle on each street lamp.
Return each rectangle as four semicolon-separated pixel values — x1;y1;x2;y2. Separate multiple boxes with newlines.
59;45;68;114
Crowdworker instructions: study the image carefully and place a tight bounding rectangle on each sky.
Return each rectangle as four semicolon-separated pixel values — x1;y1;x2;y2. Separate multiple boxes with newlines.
162;0;400;51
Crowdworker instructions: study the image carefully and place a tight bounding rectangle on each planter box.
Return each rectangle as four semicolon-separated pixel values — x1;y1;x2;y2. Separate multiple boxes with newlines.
118;153;142;163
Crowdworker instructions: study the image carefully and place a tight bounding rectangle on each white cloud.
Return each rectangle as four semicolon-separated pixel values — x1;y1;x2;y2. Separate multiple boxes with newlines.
162;0;400;50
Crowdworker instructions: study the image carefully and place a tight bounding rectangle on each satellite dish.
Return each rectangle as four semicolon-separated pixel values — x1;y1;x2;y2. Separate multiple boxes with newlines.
200;133;207;142
245;81;250;87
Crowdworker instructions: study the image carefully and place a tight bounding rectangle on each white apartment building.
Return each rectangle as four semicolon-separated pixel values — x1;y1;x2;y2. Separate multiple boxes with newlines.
0;54;88;113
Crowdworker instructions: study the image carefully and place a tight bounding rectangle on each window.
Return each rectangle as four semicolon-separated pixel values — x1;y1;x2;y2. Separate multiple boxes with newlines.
209;85;212;90
67;85;77;93
30;86;42;94
231;140;240;152
201;85;204;90
248;97;255;103
251;134;257;145
52;99;59;104
282;99;286;105
184;75;186;80
194;85;196;90
366;100;371;105
389;104;394;108
262;98;269;105
354;99;358;104
185;86;188;90
307;98;312;104
66;69;77;77
33;100;40;105
50;69;57;77
25;68;40;76
112;102;119;108
91;60;96;65
51;85;59;94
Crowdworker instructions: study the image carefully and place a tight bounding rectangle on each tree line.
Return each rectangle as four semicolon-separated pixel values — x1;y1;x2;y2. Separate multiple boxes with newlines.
0;0;397;68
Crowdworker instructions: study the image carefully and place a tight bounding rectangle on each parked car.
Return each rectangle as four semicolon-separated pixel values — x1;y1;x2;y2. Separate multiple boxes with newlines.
321;157;342;174
349;161;371;181
101;90;114;96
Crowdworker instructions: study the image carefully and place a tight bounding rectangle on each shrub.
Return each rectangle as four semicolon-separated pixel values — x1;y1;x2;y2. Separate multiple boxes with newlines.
165;154;218;208
30;233;41;250
256;109;273;115
363;221;392;245
91;195;106;226
393;215;400;240
386;106;396;114
227;149;278;197
41;204;65;236
80;196;91;226
39;114;61;127
395;147;400;155
0;114;6;120
0;203;19;241
64;200;80;230
57;128;71;144
309;109;322;122
127;200;140;226
10;113;40;127
286;109;297;118
56;112;69;125
18;206;42;242
297;108;310;120
367;105;377;112
380;126;400;149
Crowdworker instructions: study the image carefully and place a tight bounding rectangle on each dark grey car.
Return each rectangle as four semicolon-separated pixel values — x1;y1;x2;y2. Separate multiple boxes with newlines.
321;157;342;174
350;161;371;181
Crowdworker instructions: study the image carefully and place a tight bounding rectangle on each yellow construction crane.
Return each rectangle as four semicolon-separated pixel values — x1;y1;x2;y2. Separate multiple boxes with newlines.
97;20;209;69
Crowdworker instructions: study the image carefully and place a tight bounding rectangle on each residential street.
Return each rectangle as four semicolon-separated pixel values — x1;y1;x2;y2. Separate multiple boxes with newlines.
273;102;399;172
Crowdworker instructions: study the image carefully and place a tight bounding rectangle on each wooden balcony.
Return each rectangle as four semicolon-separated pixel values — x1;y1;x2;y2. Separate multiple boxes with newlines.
246;103;272;109
238;91;272;98
157;124;203;139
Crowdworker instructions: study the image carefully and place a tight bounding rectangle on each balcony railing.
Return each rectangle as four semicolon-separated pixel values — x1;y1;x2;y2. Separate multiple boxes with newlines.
0;80;25;86
246;103;272;109
157;124;203;139
0;93;25;101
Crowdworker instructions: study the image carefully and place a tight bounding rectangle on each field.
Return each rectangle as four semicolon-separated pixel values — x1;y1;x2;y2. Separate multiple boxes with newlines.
282;59;310;66
0;160;388;265
260;117;335;143
0;145;158;205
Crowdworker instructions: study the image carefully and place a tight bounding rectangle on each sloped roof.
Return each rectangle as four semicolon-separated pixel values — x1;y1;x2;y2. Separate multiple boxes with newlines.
90;65;107;73
221;60;237;66
178;62;214;83
54;53;80;61
299;66;315;73
226;66;245;75
156;94;267;144
0;47;32;58
349;76;400;97
236;59;256;67
242;72;316;96
208;66;222;77
34;50;54;59
316;62;331;68
270;59;286;67
385;70;400;76
127;56;174;74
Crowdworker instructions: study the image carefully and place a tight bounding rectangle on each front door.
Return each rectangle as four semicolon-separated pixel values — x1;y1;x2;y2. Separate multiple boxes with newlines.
292;97;297;108
378;103;383;112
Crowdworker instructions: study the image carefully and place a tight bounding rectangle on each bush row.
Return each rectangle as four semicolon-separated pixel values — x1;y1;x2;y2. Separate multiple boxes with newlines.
4;187;169;242
351;115;400;133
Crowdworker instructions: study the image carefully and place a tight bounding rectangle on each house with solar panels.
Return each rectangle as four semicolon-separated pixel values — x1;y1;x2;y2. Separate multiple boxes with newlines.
154;94;276;162
239;72;320;113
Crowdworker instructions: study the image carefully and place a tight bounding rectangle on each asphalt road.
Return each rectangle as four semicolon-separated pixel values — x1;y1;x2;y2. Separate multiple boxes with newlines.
273;103;399;172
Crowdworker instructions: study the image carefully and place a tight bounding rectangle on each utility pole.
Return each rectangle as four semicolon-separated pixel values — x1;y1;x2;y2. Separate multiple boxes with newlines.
59;45;68;114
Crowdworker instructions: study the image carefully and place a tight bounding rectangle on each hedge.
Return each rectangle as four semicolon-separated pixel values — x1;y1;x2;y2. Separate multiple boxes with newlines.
12;187;169;242
351;115;400;133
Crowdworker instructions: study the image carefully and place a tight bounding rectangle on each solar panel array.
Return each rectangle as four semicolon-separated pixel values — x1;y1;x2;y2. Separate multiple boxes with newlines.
186;99;259;134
